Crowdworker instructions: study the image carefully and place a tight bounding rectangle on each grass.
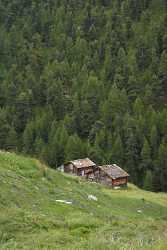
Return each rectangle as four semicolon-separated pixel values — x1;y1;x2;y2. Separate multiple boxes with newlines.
0;151;167;249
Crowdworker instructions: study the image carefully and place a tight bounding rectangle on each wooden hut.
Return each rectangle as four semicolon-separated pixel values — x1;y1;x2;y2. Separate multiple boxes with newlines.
97;164;129;188
64;158;96;177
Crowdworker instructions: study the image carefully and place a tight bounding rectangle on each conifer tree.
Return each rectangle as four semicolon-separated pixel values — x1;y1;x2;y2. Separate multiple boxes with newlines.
143;170;153;191
150;125;158;157
65;134;84;161
0;110;10;149
111;135;124;165
47;125;68;167
5;127;18;151
140;138;152;186
154;141;167;191
23;122;35;154
133;97;144;117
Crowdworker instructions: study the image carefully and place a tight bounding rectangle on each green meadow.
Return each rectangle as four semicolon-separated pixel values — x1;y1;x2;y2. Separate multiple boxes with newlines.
0;151;167;250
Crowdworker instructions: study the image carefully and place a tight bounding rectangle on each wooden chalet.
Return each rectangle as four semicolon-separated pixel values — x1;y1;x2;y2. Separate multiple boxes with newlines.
64;158;96;177
97;164;129;188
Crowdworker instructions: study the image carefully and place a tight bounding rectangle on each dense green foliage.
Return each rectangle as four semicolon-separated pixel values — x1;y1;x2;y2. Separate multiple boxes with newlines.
1;151;167;249
0;0;167;191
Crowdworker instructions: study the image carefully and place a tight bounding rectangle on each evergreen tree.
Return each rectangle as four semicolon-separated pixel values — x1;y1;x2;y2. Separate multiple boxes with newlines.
65;134;84;161
101;85;129;130
34;137;45;157
47;125;68;167
23;122;35;154
111;135;124;165
159;51;167;80
141;138;151;168
149;125;158;157
143;170;153;191
5;127;18;151
154;141;167;191
133;97;145;117
0;109;12;149
140;138;152;186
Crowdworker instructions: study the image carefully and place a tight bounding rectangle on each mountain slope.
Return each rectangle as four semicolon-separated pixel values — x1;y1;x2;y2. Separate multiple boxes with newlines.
0;151;167;250
0;0;167;192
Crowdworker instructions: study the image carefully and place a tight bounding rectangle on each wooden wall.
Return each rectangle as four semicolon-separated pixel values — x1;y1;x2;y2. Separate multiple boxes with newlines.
98;169;128;187
112;177;127;187
64;163;74;173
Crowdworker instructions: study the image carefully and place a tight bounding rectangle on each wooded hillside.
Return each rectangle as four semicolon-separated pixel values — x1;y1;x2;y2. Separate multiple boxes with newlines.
0;0;167;191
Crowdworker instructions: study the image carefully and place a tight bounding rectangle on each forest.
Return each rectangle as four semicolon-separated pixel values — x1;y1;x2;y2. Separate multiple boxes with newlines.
0;0;167;191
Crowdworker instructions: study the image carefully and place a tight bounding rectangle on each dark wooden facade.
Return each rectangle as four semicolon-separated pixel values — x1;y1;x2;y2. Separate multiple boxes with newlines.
112;177;128;186
63;160;129;188
64;158;96;177
97;165;129;188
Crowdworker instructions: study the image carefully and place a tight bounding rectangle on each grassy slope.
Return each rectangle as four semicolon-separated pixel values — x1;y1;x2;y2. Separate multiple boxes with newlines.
0;152;167;250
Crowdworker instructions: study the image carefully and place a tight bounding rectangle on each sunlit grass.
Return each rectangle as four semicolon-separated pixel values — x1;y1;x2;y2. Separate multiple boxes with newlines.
0;151;167;249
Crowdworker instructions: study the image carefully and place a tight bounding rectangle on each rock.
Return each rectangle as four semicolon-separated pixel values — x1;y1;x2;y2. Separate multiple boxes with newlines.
55;199;72;205
88;195;98;201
